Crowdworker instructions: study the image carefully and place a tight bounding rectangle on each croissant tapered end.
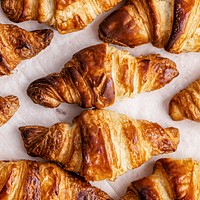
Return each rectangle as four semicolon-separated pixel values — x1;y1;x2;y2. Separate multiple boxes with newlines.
161;127;180;152
99;7;152;48
1;0;38;22
169;79;200;122
19;126;48;144
136;55;178;93
0;95;19;127
31;29;54;50
27;73;64;108
1;0;24;22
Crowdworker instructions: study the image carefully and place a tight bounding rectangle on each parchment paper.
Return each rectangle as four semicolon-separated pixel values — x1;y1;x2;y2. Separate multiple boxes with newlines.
0;1;200;199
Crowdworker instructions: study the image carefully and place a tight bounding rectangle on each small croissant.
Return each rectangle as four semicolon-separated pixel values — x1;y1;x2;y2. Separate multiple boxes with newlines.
0;160;111;199
1;0;121;34
99;0;200;53
19;109;180;181
0;95;19;127
0;24;53;76
169;78;200;122
27;43;178;109
121;158;200;200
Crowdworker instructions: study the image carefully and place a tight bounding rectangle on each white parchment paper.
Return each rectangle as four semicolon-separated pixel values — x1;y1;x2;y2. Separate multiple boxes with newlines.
0;2;200;199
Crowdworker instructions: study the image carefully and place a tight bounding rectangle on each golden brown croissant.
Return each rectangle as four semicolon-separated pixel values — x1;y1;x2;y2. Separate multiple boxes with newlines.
0;160;111;199
121;158;200;200
1;0;121;34
99;0;200;53
0;95;19;127
0;24;53;76
27;43;178;109
19;109;180;181
169;78;200;122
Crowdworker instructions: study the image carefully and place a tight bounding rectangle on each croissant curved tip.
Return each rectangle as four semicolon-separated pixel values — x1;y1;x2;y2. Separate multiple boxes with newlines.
33;29;54;46
164;127;180;151
1;0;24;22
27;80;61;108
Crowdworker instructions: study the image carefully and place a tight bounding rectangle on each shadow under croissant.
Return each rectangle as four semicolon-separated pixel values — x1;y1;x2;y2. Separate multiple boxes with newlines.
19;109;180;182
27;43;179;109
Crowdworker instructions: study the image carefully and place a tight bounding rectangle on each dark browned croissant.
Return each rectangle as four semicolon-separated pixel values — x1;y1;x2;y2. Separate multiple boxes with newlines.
121;158;200;200
27;43;178;109
0;24;53;76
169;78;200;122
0;160;111;199
99;0;200;53
19;109;180;181
0;95;19;127
1;0;121;34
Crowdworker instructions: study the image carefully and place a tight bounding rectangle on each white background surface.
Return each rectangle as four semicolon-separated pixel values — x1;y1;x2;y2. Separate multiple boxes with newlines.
0;1;200;199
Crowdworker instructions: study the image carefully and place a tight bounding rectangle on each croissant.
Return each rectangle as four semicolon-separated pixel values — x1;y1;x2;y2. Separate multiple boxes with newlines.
27;43;178;109
19;109;180;181
121;158;200;200
0;95;19;127
1;0;121;34
0;24;53;76
99;0;200;53
169;78;200;122
0;160;111;199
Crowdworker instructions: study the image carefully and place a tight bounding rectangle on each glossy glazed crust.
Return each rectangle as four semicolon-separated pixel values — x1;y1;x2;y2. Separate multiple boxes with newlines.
166;0;200;53
99;0;174;48
1;0;121;34
121;158;200;200
0;96;19;127
19;109;180;181
169;78;200;122
27;43;178;109
0;160;111;199
99;0;200;53
99;0;153;48
0;24;53;76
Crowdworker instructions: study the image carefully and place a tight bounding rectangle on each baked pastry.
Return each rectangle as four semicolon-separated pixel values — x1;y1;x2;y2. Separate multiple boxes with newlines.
169;78;200;122
0;160;111;199
19;109;180;181
27;43;178;109
0;95;19;127
0;24;53;76
99;0;200;53
1;0;122;34
120;158;200;199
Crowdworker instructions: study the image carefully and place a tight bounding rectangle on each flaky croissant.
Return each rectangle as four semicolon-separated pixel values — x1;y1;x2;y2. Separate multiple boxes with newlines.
27;43;178;109
1;0;121;34
99;0;200;53
121;158;200;200
0;24;53;76
0;160;111;199
19;109;180;181
169;78;200;122
0;95;19;127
